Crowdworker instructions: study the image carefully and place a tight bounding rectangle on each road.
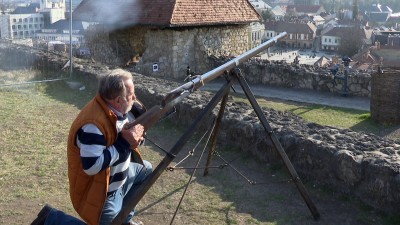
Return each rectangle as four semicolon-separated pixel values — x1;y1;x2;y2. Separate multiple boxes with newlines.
200;80;370;111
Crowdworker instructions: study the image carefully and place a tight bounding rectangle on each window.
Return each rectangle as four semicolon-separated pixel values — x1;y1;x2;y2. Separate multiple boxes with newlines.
13;18;17;22
24;18;28;22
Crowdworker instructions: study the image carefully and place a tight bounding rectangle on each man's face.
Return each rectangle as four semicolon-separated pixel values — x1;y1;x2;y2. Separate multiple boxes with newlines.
118;79;136;114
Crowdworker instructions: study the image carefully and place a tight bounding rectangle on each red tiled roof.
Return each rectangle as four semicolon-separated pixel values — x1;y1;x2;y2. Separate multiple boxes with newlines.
73;0;261;28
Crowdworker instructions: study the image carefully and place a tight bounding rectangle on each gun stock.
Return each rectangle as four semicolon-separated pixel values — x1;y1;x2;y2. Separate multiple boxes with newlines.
124;105;163;130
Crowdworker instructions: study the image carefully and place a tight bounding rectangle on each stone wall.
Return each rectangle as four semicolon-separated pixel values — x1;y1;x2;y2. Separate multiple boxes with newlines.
201;57;372;97
371;69;400;125
1;43;399;215
93;25;250;79
130;73;399;215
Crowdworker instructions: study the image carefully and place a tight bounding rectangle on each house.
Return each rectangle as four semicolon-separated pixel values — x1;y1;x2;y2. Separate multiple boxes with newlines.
320;26;369;52
73;0;262;78
313;55;330;67
387;13;400;29
371;30;400;46
321;27;349;51
287;5;326;17
264;21;317;48
249;0;271;12
364;4;392;24
387;34;400;48
312;15;325;26
270;5;286;21
269;0;294;7
294;0;320;5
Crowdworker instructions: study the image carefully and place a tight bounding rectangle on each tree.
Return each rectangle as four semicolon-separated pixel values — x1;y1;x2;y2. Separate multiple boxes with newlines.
261;10;273;22
337;28;363;57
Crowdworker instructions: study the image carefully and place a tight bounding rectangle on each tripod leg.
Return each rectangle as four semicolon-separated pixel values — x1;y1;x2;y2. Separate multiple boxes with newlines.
234;72;320;220
203;90;230;176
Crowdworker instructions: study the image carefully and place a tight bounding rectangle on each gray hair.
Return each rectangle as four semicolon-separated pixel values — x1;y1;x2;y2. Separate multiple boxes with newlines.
98;69;133;100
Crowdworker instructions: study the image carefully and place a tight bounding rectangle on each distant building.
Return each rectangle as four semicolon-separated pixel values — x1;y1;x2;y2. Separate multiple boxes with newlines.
35;19;87;44
321;27;348;51
364;4;392;24
321;26;368;51
249;22;265;49
39;0;66;25
294;0;320;5
270;0;294;7
387;34;400;48
264;21;317;48
0;0;65;40
270;6;286;21
0;4;44;39
287;5;326;16
372;30;400;46
249;0;271;12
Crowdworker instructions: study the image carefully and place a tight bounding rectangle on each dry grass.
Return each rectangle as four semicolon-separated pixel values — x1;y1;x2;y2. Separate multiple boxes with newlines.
0;72;399;225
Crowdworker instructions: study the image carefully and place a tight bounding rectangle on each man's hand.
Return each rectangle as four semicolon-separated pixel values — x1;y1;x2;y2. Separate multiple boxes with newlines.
121;124;144;148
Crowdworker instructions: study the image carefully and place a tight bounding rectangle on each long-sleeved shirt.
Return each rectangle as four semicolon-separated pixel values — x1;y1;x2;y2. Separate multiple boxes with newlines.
77;112;132;195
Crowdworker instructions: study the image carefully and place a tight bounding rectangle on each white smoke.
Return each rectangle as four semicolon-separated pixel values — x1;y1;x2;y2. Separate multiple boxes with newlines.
77;0;142;30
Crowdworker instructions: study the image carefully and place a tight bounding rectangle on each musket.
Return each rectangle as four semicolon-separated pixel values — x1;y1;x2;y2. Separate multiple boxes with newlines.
113;32;288;225
123;32;286;131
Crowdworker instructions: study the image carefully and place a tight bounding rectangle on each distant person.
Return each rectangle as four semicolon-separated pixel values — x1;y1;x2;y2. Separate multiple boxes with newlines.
31;69;152;225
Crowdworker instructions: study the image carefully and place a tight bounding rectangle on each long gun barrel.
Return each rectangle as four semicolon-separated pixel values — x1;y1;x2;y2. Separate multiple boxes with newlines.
113;32;287;225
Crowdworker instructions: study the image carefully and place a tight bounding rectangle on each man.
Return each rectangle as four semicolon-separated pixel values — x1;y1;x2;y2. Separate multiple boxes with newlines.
31;69;152;225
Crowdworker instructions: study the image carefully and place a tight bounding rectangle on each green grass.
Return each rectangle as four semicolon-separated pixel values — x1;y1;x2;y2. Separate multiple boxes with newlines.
1;76;399;225
231;95;398;137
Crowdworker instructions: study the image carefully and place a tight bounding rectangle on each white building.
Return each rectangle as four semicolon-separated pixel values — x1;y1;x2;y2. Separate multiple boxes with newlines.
35;20;87;44
0;0;65;40
249;22;265;49
39;0;66;25
0;12;44;39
